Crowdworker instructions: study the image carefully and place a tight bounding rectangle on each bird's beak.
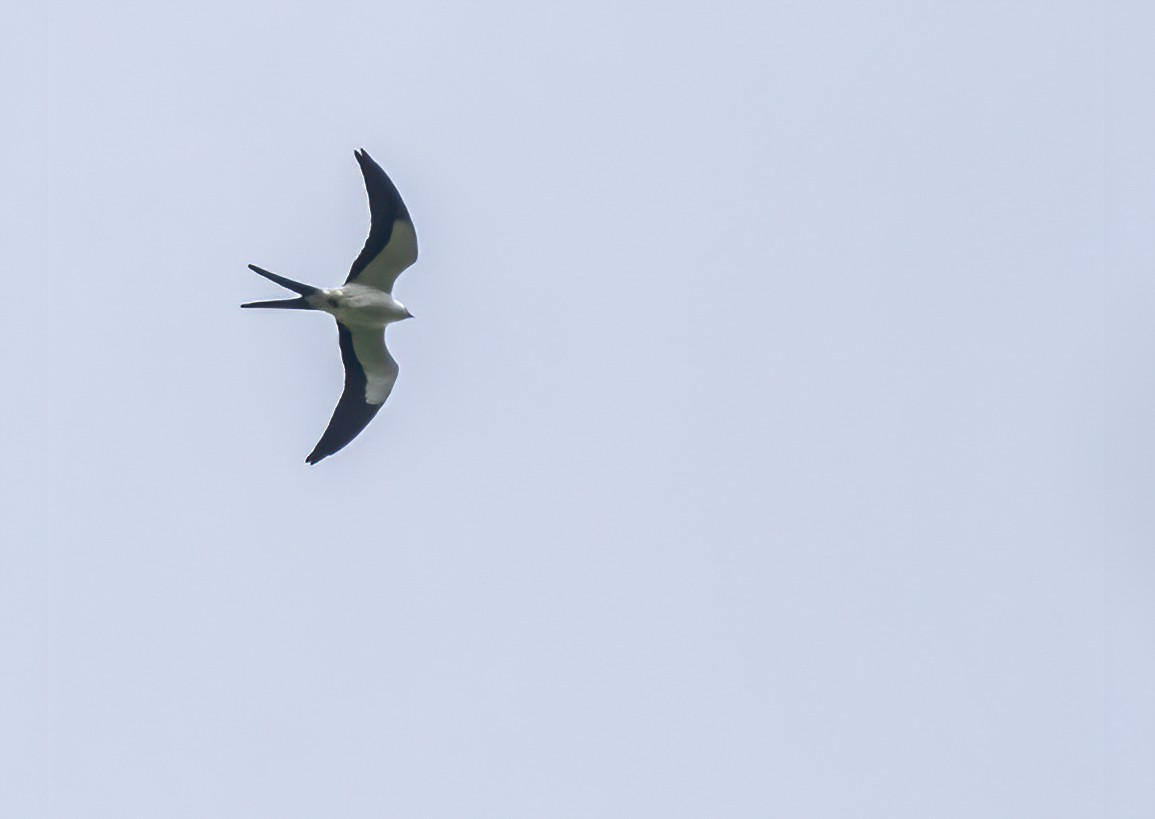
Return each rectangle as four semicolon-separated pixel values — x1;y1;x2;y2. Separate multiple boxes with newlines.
405;309;415;319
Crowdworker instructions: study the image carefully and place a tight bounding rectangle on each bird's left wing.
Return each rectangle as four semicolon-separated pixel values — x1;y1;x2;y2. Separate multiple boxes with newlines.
346;149;418;294
306;324;399;464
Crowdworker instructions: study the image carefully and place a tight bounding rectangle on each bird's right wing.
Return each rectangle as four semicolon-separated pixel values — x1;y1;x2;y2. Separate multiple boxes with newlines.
306;324;399;464
345;149;418;294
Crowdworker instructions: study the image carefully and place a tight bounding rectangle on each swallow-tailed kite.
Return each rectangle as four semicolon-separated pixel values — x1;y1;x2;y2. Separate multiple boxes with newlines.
243;149;418;464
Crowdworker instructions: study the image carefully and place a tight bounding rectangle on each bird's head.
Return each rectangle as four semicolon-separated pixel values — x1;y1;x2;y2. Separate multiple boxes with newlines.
390;300;414;321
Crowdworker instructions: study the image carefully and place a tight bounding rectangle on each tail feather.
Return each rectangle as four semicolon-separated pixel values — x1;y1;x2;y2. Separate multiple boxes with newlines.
247;264;319;296
241;296;313;309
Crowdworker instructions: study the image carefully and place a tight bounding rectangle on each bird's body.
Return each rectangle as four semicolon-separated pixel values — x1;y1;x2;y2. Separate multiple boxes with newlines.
313;284;410;329
243;149;419;464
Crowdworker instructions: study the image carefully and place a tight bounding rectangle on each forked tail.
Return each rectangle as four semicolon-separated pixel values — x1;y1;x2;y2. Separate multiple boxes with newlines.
242;264;320;309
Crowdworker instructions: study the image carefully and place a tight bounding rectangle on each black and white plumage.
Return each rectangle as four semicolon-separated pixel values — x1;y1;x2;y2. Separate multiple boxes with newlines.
243;149;419;464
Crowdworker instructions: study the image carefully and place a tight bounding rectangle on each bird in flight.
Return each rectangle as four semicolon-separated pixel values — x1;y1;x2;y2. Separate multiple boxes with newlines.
243;149;419;464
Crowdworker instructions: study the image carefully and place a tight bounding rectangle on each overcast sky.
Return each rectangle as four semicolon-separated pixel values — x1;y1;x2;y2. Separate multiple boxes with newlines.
0;1;1149;816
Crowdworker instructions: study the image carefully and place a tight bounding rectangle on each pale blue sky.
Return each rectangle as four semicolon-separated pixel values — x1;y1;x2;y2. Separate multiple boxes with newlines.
0;1;1146;816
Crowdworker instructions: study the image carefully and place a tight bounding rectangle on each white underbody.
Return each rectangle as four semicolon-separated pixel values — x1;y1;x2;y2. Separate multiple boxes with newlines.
307;283;409;328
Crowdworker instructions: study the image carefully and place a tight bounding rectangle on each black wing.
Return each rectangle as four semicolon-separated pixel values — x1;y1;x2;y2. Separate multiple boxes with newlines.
305;323;398;464
345;149;418;293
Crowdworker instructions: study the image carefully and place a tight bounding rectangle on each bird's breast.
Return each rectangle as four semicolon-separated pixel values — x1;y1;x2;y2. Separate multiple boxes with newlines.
315;285;407;328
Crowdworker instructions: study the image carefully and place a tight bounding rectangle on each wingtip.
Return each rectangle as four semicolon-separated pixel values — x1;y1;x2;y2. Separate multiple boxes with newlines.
305;443;328;464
